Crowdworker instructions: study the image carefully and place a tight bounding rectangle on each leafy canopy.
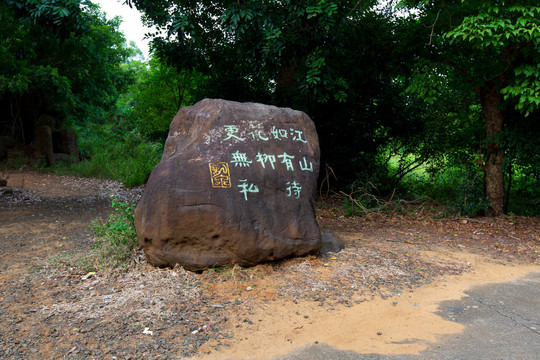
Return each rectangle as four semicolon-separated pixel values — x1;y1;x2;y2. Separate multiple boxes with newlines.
1;0;135;142
400;0;540;116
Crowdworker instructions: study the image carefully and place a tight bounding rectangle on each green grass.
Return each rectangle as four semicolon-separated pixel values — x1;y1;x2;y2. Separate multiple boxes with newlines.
395;162;539;217
88;197;139;271
40;122;163;188
75;122;163;187
45;197;140;275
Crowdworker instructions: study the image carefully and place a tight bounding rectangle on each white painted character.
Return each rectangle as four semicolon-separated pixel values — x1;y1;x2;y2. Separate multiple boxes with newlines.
286;181;302;199
223;125;245;141
238;179;259;201
231;150;252;167
256;152;277;169
278;152;295;171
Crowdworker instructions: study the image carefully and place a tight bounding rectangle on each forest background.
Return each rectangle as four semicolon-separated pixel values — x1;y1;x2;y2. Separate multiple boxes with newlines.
1;0;539;217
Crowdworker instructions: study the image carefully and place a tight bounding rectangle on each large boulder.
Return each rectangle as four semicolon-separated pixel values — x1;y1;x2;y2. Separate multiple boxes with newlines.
135;99;321;270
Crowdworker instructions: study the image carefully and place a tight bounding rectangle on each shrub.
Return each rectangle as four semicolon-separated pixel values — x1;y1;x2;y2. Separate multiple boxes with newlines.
45;197;139;275
400;165;489;217
72;121;162;187
89;197;139;271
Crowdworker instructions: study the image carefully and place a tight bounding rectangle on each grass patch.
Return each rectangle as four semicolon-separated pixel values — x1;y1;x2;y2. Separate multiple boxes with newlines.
398;165;489;217
72;123;162;187
1;150;29;170
45;197;140;276
88;197;139;271
201;264;263;290
38;121;162;188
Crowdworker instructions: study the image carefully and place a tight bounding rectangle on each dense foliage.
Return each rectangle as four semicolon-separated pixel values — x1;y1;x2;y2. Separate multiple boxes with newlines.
0;0;167;187
126;0;430;188
0;0;134;144
399;0;540;215
117;58;207;141
2;0;538;215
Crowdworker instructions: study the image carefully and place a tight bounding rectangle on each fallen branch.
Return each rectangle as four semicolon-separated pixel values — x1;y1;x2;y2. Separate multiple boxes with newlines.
385;239;416;245
319;164;337;197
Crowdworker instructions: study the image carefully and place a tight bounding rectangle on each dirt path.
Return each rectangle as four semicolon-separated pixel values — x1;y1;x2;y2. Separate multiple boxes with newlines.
1;169;539;359
198;255;538;360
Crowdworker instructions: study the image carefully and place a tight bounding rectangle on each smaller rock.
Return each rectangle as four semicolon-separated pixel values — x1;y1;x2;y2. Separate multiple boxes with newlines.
320;231;345;254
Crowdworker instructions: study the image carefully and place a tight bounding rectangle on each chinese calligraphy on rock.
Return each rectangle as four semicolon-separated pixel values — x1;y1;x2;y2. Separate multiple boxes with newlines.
210;123;314;200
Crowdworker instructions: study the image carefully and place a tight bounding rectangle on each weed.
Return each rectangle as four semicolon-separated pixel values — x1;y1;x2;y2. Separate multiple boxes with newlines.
202;264;262;289
28;263;42;272
41;122;163;188
400;165;489;217
91;198;137;247
43;198;139;275
46;252;97;275
88;197;138;271
343;198;360;217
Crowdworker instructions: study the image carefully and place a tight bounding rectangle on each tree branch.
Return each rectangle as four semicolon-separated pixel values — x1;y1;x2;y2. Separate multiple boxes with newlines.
425;9;441;46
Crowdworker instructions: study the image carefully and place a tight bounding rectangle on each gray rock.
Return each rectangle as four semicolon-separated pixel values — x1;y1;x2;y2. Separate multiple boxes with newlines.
320;231;345;254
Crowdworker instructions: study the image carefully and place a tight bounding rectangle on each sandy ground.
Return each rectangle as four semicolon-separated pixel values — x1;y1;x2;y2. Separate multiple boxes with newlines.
195;252;539;360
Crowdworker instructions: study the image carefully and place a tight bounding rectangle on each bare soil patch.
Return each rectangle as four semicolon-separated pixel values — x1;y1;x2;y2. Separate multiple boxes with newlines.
1;169;539;359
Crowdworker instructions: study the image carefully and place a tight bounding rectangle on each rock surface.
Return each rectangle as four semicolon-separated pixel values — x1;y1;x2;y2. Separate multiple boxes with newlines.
35;126;79;165
320;231;345;254
135;99;321;270
52;129;79;160
35;125;54;165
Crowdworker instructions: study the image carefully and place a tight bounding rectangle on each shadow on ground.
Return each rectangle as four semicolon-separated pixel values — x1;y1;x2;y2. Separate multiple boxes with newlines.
277;271;540;360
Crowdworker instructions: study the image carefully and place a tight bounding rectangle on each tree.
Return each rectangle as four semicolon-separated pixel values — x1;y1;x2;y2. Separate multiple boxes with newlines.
0;0;134;146
126;0;431;189
399;0;540;215
118;57;207;141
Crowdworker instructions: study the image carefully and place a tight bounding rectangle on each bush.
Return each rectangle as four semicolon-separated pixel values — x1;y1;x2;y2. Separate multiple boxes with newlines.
401;165;489;217
45;197;139;274
89;197;139;271
4;151;28;169
72;121;162;187
506;169;540;216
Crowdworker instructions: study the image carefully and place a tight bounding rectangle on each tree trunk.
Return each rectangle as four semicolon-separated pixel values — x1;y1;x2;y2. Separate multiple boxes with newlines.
274;60;298;106
504;163;512;214
479;82;505;216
